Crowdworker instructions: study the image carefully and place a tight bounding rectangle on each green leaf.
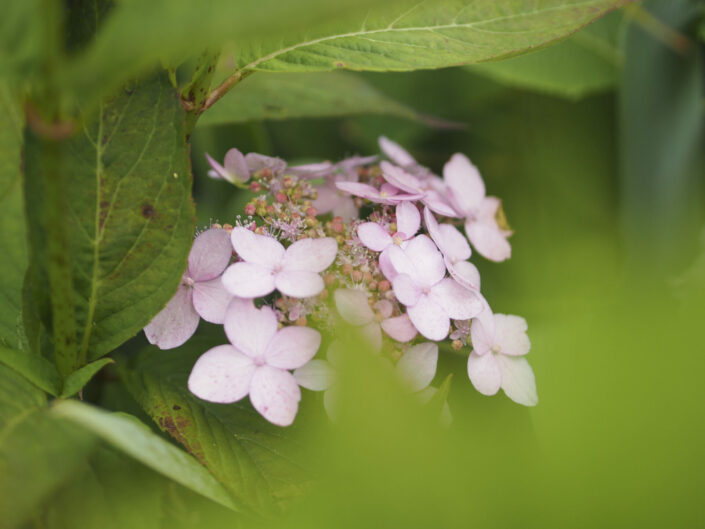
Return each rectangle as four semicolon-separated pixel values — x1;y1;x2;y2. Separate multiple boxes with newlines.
52;400;237;512
125;341;315;515
229;0;628;74
0;83;27;350
0;345;61;396
0;365;95;529
197;71;417;126
467;10;624;99
23;72;195;372
0;0;43;81
60;357;114;398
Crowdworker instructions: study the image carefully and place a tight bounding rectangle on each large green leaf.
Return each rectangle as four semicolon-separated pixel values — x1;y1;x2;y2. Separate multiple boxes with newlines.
23;72;196;372
0;345;61;396
124;340;316;515
197;71;417;126
0;83;26;350
467;9;623;99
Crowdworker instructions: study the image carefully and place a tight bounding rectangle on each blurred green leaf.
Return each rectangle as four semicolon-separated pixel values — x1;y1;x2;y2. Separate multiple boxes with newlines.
468;10;623;99
52;400;237;512
0;0;43;81
60;357;114;398
0;346;61;396
0;83;26;350
125;340;316;515
23;72;196;373
197;72;417;126
0;365;95;529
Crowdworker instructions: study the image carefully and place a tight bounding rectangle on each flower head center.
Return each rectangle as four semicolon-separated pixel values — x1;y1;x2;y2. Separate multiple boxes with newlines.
183;276;195;288
253;356;266;367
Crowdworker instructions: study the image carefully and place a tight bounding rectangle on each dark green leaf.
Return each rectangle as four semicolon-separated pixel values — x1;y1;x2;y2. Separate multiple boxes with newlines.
52;400;237;511
0;346;61;396
60;357;114;398
197;71;417;126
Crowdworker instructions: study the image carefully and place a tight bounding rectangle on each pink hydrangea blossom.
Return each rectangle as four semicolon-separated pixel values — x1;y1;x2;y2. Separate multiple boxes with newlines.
443;153;511;262
357;201;421;252
206;148;250;184
188;298;321;426
380;161;458;218
388;235;482;340
467;307;538;406
144;228;233;350
313;156;377;222
222;227;337;299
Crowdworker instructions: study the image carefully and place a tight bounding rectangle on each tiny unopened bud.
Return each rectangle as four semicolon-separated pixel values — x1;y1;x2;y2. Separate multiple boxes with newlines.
342;264;353;275
211;222;222;229
352;270;363;282
295;316;307;326
324;274;336;286
451;340;463;351
378;280;390;292
282;176;294;188
244;203;256;216
275;192;287;203
249;182;262;192
305;207;317;217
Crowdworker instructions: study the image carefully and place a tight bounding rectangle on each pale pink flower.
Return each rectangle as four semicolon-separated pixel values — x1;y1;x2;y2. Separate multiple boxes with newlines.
467;307;538;406
423;206;481;291
378;136;434;180
443;153;511;262
313;156;376;221
188;298;321;426
206;149;250;184
144;228;233;350
388;235;482;340
335;181;422;205
357;201;421;252
222;227;337;298
244;152;287;175
380;161;457;217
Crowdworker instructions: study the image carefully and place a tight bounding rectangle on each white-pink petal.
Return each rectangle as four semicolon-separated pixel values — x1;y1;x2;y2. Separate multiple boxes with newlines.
407;294;450;341
188;345;255;403
494;314;531;356
293;359;334;391
465;218;511;262
192;277;233;324
395;201;420;238
392;274;421;306
221;262;276;298
357;222;392;252
443;153;485;214
265;326;321;370
380;161;423;194
429;278;482;320
470;301;495;356
447;260;481;291
224;298;278;359
223;148;250;183
188;228;233;281
467;351;501;396
496;355;538;406
395;342;438;392
275;270;324;298
230;227;285;267
283;237;337;272
249;366;301;427
334;289;374;326
381;314;418;342
402;235;446;287
360;321;383;352
379;136;416;167
144;285;199;350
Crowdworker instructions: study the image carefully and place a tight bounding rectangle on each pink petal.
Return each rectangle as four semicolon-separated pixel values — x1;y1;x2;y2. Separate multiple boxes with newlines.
187;345;255;403
386;244;416;279
275;270;324;298
249;366;301;426
188;228;233;281
422;191;459;218
379;136;416;167
391;273;421;306
192;277;233;324
381;314;418;342
378;248;397;280
334;289;374;326
407;294;450;341
424;207;470;261
335;182;394;205
470;300;495;356
496;355;538;406
244;152;286;174
312;185;339;215
221;262;276;298
443;153;485;215
403;235;446;287
465;218;511;262
265;326;321;369
380;161;422;194
293;359;334;391
283;237;338;273
395;342;438;392
223;148;250;183
230;227;285;267
395;201;420;238
429;278;482;320
144;285;199;350
447;259;481;291
467;351;501;396
494;314;531;356
289;161;333;178
360;321;382;352
333;196;358;223
224;298;278;359
374;299;394;319
357;222;392;252
205;153;228;181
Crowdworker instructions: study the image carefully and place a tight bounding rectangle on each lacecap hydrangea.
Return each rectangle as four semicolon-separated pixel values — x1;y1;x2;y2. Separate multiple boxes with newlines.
144;137;538;426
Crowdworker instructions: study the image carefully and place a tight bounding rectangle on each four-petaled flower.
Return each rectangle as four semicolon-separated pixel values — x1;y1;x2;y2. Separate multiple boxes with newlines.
222;227;337;299
206;148;250;184
144;228;233;350
188;298;321;426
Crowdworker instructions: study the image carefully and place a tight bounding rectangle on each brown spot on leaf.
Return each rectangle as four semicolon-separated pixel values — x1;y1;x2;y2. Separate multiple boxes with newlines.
141;203;155;219
335;61;345;68
172;404;181;410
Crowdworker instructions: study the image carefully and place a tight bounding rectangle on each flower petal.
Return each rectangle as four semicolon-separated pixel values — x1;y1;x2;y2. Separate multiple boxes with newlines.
275;270;325;298
205;152;228;180
465;218;511;262
443;153;485;215
334;288;374;325
407;294;450;341
360;321;383;352
230;227;285;267
470;300;495;355
283;237;338;273
357;222;392;252
221;262;276;298
265;326;321;370
429;278;482;320
447;259;481;291
144;285;199;350
188;228;233;281
378;248;397;280
294;359;334;391
333;196;358;223
312;185;339;215
244;152;286;174
249;366;301;426
192;277;233;324
380;161;422;194
224;298;278;359
494;314;531;356
187;345;255;403
223;148;250;183
381;314;418;342
496;355;538;406
424;207;470;262
379;136;416;167
395;201;420;239
467;351;501;396
403;235;446;287
395;342;438;392
422;191;459;218
392;273;421;307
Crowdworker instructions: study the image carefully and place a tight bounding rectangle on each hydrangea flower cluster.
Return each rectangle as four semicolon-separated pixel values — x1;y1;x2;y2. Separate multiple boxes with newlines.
144;138;538;426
